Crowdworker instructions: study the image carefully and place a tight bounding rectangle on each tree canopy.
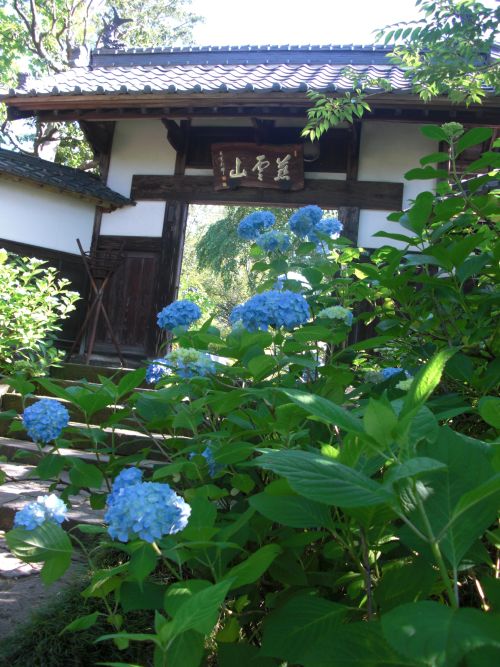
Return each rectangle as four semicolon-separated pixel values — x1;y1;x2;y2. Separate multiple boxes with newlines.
0;0;202;163
303;0;499;140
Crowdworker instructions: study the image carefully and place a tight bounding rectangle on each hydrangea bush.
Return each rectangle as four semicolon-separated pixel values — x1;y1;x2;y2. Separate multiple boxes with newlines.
4;126;500;666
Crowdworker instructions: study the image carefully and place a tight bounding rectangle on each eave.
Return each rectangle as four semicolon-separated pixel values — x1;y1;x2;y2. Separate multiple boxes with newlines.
3;91;500;125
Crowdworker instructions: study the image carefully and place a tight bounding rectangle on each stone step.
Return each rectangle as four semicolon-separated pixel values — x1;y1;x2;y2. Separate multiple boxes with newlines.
0;417;174;459
1;392;138;429
0;437;170;469
50;362;137;383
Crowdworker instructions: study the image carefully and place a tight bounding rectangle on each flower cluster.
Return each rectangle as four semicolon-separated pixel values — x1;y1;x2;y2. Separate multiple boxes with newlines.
256;230;291;253
147;348;216;382
157;299;201;331
22;399;69;443
381;367;407;381
231;289;310;332
288;206;343;245
237;211;276;240
367;367;410;384
146;358;170;384
104;467;191;543
288;205;323;238
318;306;353;326
14;494;68;530
308;217;344;243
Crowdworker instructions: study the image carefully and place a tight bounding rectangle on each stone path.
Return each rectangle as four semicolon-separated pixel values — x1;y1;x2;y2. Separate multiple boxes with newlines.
0;461;100;638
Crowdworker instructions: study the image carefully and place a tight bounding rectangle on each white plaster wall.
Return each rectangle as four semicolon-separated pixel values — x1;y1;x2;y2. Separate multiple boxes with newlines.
0;179;94;254
105;119;177;237
357;121;438;248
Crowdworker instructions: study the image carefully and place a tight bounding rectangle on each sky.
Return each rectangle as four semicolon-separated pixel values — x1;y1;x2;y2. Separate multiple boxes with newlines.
189;0;424;46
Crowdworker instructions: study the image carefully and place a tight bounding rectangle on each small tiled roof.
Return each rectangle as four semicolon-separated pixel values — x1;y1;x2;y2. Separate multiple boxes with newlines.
0;148;133;210
5;45;410;98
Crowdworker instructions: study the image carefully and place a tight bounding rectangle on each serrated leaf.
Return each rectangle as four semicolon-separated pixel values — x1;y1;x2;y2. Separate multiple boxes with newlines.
280;388;363;434
382;602;500;666
249;492;333;529
258;450;394;508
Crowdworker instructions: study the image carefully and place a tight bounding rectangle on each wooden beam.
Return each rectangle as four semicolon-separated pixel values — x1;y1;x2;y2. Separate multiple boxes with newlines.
131;175;404;211
79;120;115;157
162;118;185;152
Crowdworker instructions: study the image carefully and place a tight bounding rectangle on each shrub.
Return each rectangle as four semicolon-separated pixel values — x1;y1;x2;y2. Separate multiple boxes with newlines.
0;250;78;376
3;125;500;666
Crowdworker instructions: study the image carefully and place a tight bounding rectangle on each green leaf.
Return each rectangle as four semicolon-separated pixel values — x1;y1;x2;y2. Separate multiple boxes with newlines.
36;453;66;480
404;166;448;180
166;630;204;667
68;458;104;490
403;428;498;569
218;643;277;667
455;128;493;157
375;558;437;612
249;491;332;529
61;611;101;633
168;579;232;637
258;450;394;508
6;522;72;585
261;594;348;664
450;474;500;525
280;388;364;434
419;151;449;166
407;191;434;235
117;368;146;398
120;582;165;612
478;396;500;429
164;580;212;617
382;602;500;667
384;458;447;488
247;354;276;380
420;125;448;142
363;398;398;447
224;545;282;589
129;543;158;582
401;349;456;419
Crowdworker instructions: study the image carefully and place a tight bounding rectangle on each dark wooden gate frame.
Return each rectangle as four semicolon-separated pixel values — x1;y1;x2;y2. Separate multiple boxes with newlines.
91;118;405;358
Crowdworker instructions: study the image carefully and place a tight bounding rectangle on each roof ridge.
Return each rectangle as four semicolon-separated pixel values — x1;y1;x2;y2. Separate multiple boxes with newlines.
92;43;392;56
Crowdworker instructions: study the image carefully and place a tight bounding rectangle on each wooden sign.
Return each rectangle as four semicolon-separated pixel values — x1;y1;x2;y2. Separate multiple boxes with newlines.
211;143;304;191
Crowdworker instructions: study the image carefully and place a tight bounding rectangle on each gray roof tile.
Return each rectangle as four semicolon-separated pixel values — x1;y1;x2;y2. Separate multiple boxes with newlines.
4;45;410;99
0;149;133;210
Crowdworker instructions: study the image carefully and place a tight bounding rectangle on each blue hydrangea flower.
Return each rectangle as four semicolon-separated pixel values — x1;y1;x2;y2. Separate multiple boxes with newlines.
190;443;223;478
307;217;344;243
22;399;69;443
381;367;406;380
146;358;170;384
165;348;216;378
230;289;310;332
256;230;291;253
112;467;143;491
288;206;323;238
14;494;68;530
104;471;191;543
157;300;201;331
318;306;353;326
237;211;276;240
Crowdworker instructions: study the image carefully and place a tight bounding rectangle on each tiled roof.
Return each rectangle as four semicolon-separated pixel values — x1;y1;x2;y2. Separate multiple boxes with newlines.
5;45;410;98
0;149;133;210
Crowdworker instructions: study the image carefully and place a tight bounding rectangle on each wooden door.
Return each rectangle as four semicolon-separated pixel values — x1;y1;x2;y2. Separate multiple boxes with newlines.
95;248;160;357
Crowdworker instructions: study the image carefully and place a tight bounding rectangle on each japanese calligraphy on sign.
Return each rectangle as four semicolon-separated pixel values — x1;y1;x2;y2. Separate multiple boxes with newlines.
211;143;304;191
